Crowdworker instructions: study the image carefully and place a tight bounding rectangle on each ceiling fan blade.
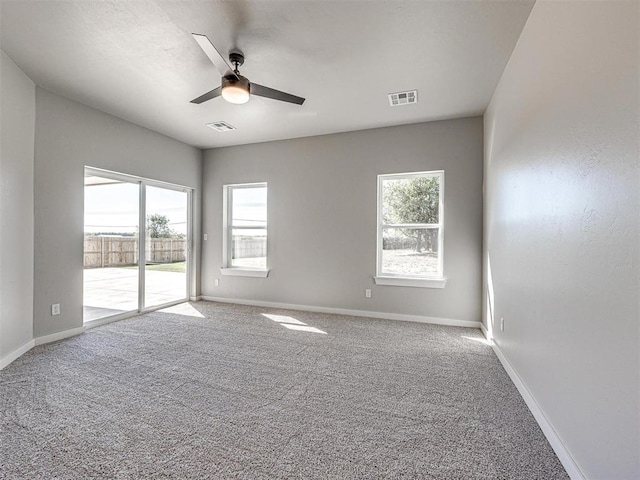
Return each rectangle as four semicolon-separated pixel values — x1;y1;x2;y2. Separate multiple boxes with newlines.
251;83;305;105
190;86;222;104
192;33;238;80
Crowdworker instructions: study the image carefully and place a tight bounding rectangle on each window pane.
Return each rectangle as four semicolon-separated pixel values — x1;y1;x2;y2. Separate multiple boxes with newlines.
231;228;266;268
381;227;439;276
145;185;188;309
83;177;139;319
382;176;440;225
231;186;267;227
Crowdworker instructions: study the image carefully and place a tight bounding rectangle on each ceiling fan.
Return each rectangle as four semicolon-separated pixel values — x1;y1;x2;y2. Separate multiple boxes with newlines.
190;33;305;106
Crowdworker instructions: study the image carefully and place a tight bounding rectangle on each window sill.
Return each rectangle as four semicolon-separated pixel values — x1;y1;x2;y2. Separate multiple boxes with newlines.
220;268;270;278
374;276;447;289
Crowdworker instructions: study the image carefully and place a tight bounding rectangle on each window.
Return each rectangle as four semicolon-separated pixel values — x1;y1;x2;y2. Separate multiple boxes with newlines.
222;183;268;277
375;171;445;288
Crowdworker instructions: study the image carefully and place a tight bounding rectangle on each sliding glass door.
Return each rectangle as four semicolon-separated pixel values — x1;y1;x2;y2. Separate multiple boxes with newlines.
83;168;191;323
144;185;189;309
84;174;140;321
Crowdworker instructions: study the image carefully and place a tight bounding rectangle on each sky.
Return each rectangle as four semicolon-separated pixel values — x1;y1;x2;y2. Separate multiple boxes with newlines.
231;185;267;229
85;181;268;237
84;182;187;235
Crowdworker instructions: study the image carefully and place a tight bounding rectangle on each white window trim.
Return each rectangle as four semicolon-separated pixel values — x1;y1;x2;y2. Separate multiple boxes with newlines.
222;182;270;276
375;170;445;288
220;267;269;278
374;276;447;288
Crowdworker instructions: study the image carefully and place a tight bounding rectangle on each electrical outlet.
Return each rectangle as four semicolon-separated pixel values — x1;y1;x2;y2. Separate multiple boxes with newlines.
204;233;208;241
215;278;219;286
51;303;61;316
500;317;504;332
365;288;372;298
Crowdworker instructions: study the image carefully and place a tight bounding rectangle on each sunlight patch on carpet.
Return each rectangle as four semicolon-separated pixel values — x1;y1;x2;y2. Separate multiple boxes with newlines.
262;313;327;334
462;335;490;345
281;324;327;334
262;313;306;325
160;303;205;318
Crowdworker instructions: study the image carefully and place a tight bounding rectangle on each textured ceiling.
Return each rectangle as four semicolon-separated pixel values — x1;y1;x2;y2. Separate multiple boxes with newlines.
0;0;534;149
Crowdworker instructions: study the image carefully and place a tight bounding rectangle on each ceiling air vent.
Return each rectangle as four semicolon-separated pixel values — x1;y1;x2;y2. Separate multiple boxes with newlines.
388;90;418;107
206;121;236;132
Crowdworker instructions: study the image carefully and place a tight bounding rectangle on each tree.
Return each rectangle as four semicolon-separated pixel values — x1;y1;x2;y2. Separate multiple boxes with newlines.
383;177;440;253
146;214;173;238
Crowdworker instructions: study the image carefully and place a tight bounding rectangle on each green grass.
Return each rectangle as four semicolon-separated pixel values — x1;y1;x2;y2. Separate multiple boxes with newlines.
122;262;186;273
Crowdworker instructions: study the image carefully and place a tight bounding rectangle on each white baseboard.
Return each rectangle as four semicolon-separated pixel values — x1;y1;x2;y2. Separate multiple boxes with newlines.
34;326;85;346
199;296;481;328
84;311;139;330
491;341;585;480
1;326;86;369
0;339;36;370
479;322;493;345
189;295;201;302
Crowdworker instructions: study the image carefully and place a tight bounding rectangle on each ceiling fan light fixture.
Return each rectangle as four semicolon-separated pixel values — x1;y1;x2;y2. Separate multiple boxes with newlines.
221;75;250;104
222;84;250;104
190;34;305;106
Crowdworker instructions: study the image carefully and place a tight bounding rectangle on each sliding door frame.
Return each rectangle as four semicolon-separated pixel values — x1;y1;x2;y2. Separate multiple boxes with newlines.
84;166;193;319
140;181;192;312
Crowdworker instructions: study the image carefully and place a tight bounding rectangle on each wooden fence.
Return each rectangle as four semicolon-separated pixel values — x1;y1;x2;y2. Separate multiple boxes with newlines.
232;236;266;259
83;236;186;268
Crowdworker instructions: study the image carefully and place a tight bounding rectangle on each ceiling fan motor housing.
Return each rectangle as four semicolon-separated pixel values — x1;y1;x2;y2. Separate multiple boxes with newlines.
222;74;250;92
228;51;245;68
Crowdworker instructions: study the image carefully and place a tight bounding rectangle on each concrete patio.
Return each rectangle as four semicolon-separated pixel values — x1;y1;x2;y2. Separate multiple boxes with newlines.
83;266;187;322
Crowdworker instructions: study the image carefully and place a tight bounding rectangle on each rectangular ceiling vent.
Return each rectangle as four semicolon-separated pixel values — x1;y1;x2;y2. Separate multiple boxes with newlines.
388;90;418;106
206;121;236;132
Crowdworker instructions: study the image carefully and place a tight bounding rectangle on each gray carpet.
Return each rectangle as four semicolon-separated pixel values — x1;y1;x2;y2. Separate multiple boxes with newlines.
0;301;568;479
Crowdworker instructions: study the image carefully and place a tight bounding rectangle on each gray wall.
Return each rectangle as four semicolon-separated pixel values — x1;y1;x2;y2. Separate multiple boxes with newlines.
202;118;483;322
34;88;202;337
0;51;35;360
484;1;639;478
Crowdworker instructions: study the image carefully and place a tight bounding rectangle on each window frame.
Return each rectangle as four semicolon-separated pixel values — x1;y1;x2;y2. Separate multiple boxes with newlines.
221;182;269;278
374;170;446;289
